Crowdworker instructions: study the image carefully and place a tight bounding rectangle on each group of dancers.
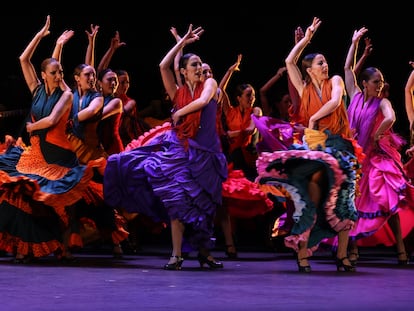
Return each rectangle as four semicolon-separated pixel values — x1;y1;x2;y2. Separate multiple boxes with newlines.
0;16;413;274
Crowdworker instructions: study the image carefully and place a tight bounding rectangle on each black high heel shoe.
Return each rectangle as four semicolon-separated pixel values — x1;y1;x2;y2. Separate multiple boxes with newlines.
113;244;124;259
397;252;409;265
297;257;311;273
336;257;356;272
14;254;32;264
197;253;224;269
54;249;77;264
225;245;238;259
348;252;359;266
164;256;184;270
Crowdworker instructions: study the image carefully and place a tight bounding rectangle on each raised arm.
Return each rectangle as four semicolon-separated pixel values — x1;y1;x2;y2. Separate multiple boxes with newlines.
52;29;75;62
344;27;368;99
218;54;242;115
170;27;184;87
259;66;286;116
84;24;100;67
170;26;204;87
219;54;242;91
97;31;126;72
283;26;304;117
293;26;305;63
51;29;74;92
19;15;51;94
353;37;373;77
285;17;321;97
405;62;414;132
159;24;203;101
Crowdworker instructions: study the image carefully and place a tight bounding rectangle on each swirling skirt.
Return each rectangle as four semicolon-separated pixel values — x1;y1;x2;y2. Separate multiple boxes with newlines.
0;136;106;257
256;132;360;254
104;130;227;250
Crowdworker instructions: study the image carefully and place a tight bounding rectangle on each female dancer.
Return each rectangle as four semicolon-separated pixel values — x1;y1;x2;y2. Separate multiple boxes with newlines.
0;16;102;262
256;17;362;272
345;28;414;265
104;25;227;270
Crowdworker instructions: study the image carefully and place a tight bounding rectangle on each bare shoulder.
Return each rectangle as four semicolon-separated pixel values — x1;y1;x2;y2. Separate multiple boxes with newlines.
205;77;218;88
331;75;344;83
253;106;263;116
380;96;392;107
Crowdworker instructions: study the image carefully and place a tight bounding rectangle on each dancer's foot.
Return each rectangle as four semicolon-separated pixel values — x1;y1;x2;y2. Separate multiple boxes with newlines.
397;252;409;265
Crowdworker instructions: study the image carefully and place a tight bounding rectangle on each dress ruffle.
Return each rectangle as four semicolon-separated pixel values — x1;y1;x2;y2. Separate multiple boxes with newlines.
104;129;227;250
0;138;107;258
256;132;360;252
349;134;414;243
125;122;274;219
0;143;105;226
258;150;352;228
342;94;414;248
125;122;172;151
222;167;273;218
252;115;298;153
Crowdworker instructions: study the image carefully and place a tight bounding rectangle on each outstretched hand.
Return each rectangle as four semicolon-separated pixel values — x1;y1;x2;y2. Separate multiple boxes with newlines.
171;25;204;44
85;24;100;41
170;26;180;42
181;24;204;46
294;26;304;44
276;66;287;76
229;54;243;72
362;37;373;56
110;31;126;50
352;27;368;44
56;30;75;46
38;15;51;38
305;17;322;39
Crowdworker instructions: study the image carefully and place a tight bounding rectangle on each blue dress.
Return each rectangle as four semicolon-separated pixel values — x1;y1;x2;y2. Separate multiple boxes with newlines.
67;89;107;164
104;96;228;249
67;89;128;248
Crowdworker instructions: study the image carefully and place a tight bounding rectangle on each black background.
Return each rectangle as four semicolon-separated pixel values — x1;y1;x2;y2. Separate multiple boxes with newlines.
2;5;412;138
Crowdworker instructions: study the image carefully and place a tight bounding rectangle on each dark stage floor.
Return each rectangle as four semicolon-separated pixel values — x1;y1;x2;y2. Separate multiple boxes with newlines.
1;243;413;311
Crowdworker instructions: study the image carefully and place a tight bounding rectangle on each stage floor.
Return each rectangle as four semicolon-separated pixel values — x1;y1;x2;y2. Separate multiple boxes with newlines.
1;244;413;311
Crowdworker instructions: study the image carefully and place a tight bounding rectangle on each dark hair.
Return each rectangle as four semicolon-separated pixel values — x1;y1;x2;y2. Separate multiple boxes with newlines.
73;64;90;77
72;64;95;89
301;53;320;84
97;68;115;81
359;66;381;85
179;53;196;70
232;83;254;107
177;53;197;86
40;58;59;73
115;69;128;77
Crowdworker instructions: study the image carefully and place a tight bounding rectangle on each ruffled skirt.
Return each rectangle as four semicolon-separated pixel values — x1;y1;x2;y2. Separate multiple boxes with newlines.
104;129;227;249
0;136;106;257
256;132;361;253
350;134;414;246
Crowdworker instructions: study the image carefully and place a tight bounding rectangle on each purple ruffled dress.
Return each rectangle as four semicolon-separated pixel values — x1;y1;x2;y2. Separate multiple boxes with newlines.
103;98;228;249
